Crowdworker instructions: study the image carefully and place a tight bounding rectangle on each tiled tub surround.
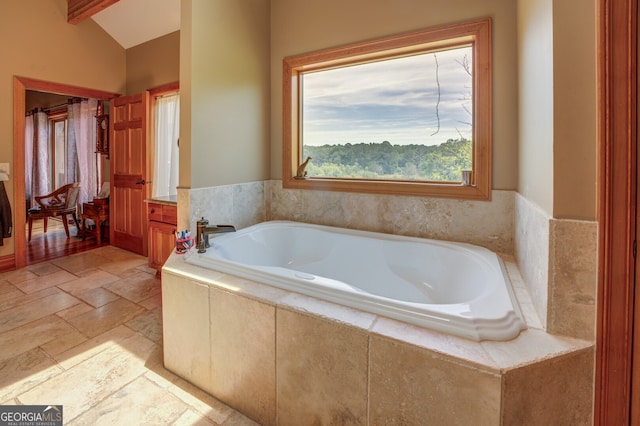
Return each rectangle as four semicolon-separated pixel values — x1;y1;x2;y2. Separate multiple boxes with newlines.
182;182;597;342
162;254;594;425
515;194;597;341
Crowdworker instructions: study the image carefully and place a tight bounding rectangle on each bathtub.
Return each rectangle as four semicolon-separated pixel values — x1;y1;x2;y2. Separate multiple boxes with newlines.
183;221;526;341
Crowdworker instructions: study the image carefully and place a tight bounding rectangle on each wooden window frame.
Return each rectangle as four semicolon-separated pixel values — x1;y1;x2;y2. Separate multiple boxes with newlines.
282;18;492;200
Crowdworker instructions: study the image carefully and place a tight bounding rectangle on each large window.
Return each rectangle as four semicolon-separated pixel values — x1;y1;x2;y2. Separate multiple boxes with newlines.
283;19;492;200
51;116;67;189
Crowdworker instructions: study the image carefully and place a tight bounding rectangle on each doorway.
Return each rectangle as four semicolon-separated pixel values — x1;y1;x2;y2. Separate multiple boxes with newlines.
23;91;108;264
13;77;119;268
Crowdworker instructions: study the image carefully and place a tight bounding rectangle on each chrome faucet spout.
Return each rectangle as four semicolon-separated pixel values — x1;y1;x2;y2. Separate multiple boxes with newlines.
196;217;236;253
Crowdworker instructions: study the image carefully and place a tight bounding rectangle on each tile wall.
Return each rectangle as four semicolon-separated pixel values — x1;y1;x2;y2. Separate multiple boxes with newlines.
515;194;597;341
548;219;597;340
183;182;266;234
268;181;515;254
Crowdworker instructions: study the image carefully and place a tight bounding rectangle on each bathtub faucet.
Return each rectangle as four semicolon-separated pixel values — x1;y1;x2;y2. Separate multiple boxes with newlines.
196;217;236;253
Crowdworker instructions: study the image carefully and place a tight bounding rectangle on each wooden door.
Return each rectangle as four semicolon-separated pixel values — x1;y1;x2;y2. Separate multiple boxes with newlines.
633;3;640;422
110;92;150;255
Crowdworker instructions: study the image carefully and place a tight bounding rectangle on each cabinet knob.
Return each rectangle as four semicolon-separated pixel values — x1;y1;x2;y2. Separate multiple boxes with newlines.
150;208;155;214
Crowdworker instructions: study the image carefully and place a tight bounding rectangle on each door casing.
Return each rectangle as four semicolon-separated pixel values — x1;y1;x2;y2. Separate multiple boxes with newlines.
12;76;119;267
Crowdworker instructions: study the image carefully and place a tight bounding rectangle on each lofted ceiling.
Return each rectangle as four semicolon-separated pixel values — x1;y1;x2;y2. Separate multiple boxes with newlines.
68;0;180;49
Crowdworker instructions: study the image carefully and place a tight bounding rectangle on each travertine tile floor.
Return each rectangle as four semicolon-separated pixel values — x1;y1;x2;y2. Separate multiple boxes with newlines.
0;246;257;425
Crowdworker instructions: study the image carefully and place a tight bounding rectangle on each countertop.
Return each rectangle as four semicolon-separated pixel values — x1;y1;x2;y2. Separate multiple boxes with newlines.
145;195;177;206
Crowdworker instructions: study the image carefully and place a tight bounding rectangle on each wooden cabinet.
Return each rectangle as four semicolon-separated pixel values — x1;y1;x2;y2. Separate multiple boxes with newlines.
148;202;177;272
81;201;109;244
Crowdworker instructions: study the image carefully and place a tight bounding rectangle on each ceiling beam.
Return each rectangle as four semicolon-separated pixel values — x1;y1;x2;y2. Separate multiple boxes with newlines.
67;0;119;25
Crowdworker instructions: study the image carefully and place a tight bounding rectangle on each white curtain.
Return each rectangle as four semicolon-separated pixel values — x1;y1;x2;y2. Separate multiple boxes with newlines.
68;99;98;205
31;111;50;206
152;94;180;198
24;114;34;208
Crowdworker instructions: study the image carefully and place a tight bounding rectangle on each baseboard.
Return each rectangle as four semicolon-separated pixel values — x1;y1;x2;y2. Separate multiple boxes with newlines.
0;253;16;272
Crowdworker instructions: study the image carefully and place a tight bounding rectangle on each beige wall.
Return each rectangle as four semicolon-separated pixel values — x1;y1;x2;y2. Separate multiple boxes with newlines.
517;0;554;215
180;0;271;190
518;0;597;220
552;0;596;219
179;0;193;189
0;0;126;257
270;0;519;190
127;31;180;94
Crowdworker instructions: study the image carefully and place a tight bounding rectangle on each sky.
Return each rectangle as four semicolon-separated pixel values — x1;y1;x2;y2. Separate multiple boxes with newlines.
301;46;473;147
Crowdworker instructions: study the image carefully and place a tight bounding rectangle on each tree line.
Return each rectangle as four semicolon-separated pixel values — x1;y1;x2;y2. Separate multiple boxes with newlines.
303;138;472;181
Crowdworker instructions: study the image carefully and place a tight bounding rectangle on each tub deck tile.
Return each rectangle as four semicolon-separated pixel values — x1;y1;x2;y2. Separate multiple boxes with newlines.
480;328;593;370
279;292;377;331
370;316;499;370
214;272;290;305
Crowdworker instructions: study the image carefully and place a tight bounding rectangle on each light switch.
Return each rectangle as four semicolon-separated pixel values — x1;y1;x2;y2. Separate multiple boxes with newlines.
0;163;8;176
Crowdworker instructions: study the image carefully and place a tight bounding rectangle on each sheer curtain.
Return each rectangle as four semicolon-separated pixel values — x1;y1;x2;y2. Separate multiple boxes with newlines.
152;93;180;198
24;114;34;208
67;99;98;205
65;101;78;184
31;110;50;207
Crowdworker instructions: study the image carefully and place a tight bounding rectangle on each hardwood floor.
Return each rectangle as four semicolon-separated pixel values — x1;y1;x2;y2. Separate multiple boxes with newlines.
26;217;108;265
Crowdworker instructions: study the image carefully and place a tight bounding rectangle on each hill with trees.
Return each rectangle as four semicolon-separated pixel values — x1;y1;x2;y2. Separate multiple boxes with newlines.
303;137;471;181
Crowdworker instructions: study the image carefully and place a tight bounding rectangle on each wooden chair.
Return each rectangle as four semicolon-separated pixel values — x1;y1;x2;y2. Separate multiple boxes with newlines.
28;182;81;241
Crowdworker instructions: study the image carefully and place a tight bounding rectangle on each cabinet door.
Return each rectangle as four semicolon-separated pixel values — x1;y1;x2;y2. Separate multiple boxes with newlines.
149;221;176;270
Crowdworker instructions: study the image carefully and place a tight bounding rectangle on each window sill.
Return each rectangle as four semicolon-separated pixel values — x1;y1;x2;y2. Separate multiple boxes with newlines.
282;176;492;200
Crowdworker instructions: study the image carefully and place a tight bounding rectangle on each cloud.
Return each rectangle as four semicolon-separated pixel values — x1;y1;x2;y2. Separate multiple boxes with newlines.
302;46;473;146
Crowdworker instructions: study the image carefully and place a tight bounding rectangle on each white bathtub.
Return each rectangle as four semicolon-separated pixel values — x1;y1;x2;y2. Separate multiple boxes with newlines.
184;221;526;341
